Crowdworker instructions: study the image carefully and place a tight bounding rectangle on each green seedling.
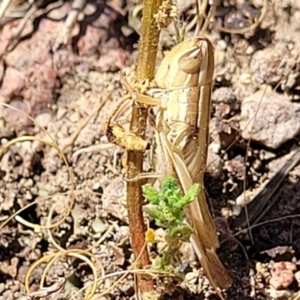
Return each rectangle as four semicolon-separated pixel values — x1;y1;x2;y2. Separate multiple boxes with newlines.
142;176;199;271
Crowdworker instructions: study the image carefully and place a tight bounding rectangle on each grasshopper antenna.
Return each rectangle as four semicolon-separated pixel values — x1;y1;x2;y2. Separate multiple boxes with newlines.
193;0;216;39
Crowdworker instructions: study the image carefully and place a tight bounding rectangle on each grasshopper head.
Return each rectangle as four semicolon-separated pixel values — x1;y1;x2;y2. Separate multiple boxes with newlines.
178;45;203;74
178;37;214;87
178;37;214;86
155;37;214;89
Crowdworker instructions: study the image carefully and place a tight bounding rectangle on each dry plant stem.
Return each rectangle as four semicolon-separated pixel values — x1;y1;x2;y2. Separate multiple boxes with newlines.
126;0;162;294
235;146;300;228
54;0;86;49
27;277;65;300
0;0;12;22
62;94;111;153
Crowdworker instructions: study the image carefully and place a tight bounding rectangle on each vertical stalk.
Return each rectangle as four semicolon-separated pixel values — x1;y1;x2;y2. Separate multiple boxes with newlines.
126;0;162;295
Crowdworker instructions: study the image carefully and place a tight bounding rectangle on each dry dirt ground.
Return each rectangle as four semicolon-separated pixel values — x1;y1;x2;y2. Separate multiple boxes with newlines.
1;0;300;299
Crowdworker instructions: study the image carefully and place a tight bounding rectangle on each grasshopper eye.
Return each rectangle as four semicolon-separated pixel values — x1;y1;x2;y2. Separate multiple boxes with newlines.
178;48;202;73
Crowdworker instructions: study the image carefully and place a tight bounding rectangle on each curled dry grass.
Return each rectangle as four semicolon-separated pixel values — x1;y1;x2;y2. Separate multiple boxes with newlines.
0;103;175;300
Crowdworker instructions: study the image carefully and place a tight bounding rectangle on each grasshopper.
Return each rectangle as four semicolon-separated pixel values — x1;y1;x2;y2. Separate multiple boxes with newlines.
105;37;232;292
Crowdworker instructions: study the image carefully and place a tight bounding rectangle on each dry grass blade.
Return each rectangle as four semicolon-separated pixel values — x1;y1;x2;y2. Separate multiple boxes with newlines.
0;0;88;52
0;0;14;22
215;0;268;34
63;93;112;153
27;277;65;300
54;0;86;49
235;147;300;228
25;250;102;299
0;102;75;230
0;103;101;300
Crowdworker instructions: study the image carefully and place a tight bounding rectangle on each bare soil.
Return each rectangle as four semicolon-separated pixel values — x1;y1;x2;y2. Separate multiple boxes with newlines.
1;0;300;299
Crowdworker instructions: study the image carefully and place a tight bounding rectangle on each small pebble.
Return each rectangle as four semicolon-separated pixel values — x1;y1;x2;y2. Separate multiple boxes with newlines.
240;73;252;85
35;111;52;128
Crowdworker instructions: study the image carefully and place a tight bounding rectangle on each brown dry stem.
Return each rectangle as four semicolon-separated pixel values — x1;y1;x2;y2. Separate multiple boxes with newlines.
125;0;163;295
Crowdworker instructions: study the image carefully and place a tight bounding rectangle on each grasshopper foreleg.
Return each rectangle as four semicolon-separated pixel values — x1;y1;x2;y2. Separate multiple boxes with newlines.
105;95;149;152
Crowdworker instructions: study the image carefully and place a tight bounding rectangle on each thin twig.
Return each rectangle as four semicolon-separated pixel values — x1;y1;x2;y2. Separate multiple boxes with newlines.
125;0;163;294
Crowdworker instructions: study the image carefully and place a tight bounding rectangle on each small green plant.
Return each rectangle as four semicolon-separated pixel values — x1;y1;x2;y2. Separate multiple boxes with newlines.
142;176;199;271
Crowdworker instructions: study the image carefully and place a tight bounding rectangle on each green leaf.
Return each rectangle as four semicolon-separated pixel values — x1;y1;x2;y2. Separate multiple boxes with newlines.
162;176;180;194
144;207;175;227
144;207;165;222
142;184;160;204
181;184;200;205
169;225;194;242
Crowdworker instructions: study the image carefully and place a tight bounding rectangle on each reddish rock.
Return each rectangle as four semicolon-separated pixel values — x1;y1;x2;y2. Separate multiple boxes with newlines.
1;68;25;98
2;26;59;120
269;261;297;290
0;1;133;124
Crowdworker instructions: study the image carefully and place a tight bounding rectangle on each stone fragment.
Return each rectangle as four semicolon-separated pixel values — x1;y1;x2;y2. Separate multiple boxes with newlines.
269;261;296;290
240;90;300;148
